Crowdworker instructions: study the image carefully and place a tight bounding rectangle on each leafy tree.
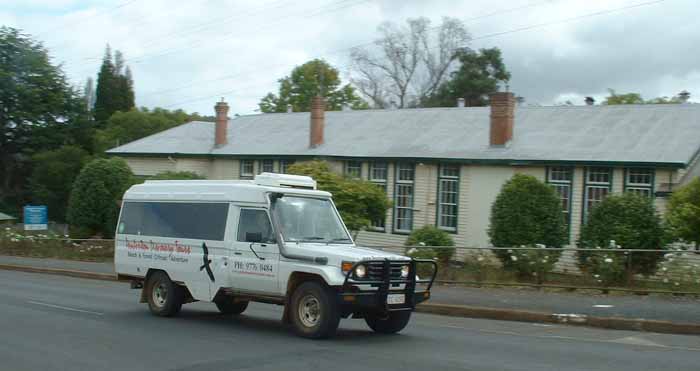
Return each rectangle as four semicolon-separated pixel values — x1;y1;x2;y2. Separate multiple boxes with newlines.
94;45;134;123
67;158;133;238
577;193;665;284
405;226;455;264
29;146;91;222
604;89;687;105
96;107;202;152
259;59;368;113
286;160;390;235
488;174;567;277
422;48;511;107
0;27;90;210
666;177;700;248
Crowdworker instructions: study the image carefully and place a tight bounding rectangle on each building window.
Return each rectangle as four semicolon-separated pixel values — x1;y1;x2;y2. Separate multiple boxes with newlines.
583;167;612;221
547;166;573;229
260;159;274;174
437;164;459;232
369;162;388;231
240;159;254;179
280;159;295;174
625;168;653;197
393;163;414;233
345;160;362;179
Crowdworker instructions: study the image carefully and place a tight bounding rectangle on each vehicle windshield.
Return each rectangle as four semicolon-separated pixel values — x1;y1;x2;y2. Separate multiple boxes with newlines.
272;196;351;244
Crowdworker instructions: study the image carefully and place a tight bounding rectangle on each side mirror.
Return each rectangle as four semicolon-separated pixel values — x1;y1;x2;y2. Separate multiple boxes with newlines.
245;232;263;243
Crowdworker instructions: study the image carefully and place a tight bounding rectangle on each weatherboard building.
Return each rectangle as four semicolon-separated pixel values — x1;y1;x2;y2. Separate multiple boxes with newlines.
107;93;700;247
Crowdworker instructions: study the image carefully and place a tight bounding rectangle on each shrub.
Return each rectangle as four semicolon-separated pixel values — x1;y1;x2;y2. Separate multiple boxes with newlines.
66;158;133;238
488;174;567;277
657;248;700;289
150;171;205;180
287;160;390;235
405;225;455;264
666;177;700;248
577;192;665;285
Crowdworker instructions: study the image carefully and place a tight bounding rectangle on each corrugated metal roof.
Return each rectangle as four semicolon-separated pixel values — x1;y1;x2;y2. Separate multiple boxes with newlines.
107;104;700;166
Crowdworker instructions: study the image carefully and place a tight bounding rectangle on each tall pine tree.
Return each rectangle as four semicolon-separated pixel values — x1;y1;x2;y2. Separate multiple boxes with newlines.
93;45;134;124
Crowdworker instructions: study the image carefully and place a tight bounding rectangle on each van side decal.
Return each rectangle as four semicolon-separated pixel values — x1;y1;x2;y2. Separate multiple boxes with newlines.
200;242;215;282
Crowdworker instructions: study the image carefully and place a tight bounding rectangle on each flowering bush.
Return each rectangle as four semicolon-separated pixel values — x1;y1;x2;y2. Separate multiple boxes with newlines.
578;192;665;284
657;249;700;289
0;227;113;261
580;241;629;286
405;226;455;264
500;244;562;283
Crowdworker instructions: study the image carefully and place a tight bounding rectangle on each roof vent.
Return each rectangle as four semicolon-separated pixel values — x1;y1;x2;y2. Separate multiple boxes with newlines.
254;173;317;190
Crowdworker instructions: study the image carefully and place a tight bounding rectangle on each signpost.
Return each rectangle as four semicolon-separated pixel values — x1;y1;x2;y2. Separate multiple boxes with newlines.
23;205;48;231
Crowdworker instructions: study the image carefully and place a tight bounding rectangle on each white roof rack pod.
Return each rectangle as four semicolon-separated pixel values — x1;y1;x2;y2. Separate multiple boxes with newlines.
254;172;316;190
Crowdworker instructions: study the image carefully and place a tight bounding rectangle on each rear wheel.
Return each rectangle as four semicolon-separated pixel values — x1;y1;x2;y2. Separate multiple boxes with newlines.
289;282;340;339
145;271;184;317
215;298;249;315
365;311;412;334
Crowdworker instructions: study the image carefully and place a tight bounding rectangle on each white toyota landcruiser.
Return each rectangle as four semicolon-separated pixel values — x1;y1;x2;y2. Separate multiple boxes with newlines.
114;173;437;338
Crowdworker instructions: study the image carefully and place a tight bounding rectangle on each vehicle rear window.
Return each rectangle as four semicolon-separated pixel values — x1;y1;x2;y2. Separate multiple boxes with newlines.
118;202;229;241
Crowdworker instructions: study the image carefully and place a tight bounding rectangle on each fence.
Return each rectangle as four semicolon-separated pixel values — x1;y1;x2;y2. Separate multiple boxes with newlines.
1;231;698;295
370;245;700;295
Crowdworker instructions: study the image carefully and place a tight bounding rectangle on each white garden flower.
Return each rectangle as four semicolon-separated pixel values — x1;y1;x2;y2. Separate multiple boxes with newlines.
604;258;613;263
662;267;668;271
510;256;518;262
663;278;669;283
535;244;546;249
477;256;484;262
609;240;616;248
594;274;600;278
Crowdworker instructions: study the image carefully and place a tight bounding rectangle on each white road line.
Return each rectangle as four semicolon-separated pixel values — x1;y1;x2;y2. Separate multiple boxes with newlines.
27;301;104;316
592;304;615;308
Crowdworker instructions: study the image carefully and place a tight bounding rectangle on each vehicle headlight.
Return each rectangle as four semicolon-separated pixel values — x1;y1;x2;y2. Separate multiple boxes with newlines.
354;264;367;278
401;265;410;278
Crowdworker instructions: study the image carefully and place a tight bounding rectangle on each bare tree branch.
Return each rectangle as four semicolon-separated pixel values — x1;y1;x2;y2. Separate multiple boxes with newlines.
349;17;470;108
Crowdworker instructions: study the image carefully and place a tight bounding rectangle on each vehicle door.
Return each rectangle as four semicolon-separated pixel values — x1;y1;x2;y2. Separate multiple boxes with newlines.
229;207;280;294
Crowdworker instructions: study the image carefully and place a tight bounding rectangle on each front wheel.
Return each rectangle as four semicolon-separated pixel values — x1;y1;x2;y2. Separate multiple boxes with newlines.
289;282;340;339
365;311;412;334
145;271;184;317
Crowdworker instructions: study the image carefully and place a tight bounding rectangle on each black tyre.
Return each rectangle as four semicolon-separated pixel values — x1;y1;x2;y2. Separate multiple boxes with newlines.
145;271;184;317
215;298;249;315
365;311;412;334
289;281;340;339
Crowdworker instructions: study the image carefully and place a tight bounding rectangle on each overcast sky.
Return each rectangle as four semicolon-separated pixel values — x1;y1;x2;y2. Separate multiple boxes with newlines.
2;0;698;116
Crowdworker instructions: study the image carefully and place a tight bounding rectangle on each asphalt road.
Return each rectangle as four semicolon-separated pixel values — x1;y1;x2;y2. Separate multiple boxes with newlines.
1;270;699;371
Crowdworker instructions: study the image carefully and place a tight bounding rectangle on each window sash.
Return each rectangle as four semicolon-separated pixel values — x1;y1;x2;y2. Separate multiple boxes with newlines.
396;163;415;182
437;165;459;231
369;181;387;230
260;160;274;174
241;160;254;177
587;167;612;184
548;167;572;183
394;182;413;232
345;161;362;179
369;162;388;182
279;160;295;174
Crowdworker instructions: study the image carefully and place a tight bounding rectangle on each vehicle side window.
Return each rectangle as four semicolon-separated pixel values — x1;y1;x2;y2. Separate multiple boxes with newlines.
118;202;228;241
237;209;275;243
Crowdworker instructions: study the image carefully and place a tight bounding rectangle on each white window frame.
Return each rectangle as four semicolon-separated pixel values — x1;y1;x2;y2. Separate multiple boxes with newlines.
240;159;254;179
436;164;459;232
625;168;654;197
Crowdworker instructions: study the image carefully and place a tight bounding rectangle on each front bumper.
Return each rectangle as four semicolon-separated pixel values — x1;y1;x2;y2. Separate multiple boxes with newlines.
338;259;437;312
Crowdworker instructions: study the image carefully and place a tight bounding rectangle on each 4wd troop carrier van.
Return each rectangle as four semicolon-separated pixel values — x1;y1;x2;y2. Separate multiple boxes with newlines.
114;173;437;338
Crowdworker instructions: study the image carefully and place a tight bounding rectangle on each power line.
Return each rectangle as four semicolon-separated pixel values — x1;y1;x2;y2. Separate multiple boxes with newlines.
156;0;669;110
36;0;139;38
139;0;557;99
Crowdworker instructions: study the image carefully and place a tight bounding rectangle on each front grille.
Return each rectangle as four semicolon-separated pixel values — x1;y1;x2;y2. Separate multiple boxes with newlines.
366;261;405;281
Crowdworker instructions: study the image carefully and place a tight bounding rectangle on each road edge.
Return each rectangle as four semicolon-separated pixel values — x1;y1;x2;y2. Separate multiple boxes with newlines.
2;264;698;336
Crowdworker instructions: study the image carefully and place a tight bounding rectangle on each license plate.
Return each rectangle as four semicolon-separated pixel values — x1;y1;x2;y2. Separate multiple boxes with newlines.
387;294;405;305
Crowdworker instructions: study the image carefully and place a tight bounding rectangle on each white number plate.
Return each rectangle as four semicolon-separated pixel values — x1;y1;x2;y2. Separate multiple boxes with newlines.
387;294;405;305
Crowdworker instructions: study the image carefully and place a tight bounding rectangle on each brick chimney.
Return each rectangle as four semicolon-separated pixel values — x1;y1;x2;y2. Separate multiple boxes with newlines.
489;92;515;146
309;96;325;148
214;99;229;147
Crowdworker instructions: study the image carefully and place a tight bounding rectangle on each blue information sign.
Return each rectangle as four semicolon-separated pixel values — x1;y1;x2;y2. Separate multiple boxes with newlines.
23;205;48;231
